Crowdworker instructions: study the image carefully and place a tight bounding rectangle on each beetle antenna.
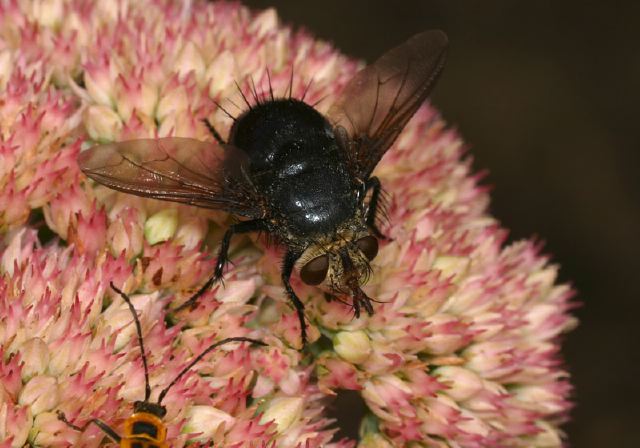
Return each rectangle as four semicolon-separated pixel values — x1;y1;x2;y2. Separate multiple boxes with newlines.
157;337;266;405
110;282;152;403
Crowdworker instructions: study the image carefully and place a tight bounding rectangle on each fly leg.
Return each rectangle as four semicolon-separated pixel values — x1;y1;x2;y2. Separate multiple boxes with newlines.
282;249;308;347
57;411;122;444
176;219;268;311
365;176;390;240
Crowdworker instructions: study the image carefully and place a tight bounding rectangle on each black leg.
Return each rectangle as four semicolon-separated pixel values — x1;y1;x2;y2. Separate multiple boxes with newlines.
57;411;122;444
281;249;307;347
175;219;267;311
202;118;226;145
352;297;361;319
364;176;389;240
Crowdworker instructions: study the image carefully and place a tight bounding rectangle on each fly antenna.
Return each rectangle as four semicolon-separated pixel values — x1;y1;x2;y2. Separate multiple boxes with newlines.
110;282;152;403
157;337;266;405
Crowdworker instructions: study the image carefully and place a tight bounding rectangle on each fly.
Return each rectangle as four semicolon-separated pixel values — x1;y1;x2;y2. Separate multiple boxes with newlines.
77;30;448;346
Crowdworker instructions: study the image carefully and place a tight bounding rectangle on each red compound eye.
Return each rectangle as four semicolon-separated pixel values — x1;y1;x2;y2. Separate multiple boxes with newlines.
356;236;378;260
300;254;329;285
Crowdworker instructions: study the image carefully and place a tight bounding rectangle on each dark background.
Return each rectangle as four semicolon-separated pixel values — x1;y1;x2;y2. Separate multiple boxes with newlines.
242;1;640;446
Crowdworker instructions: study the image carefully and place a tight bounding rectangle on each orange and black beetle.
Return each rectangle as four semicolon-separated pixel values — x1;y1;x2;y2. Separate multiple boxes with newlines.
57;282;265;447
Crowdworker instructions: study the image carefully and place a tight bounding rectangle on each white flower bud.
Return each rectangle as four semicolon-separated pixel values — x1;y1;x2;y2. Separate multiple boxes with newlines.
156;86;189;123
0;49;13;90
250;8;278;37
174;215;208;250
144;209;178;245
85;66;117;107
183;405;234;439
116;80;158;123
432;255;470;281
20;338;50;379
529;421;563;447
206;51;237;97
259;397;303;433
31;0;64;27
19;375;59;414
84;105;122;142
434;366;483;402
175;41;206;82
333;330;372;364
359;433;394;448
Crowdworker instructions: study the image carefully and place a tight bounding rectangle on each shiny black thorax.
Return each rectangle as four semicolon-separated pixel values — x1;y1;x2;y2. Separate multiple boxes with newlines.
228;99;358;240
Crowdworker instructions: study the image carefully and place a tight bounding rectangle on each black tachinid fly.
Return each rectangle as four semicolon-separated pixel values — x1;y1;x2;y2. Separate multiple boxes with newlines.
78;30;448;345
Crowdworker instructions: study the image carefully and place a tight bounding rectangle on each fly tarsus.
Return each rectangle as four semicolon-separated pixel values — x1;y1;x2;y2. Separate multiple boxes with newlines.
282;249;308;347
175;219;268;312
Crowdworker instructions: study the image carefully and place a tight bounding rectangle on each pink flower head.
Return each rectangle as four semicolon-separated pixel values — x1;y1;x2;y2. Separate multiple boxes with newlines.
0;1;575;447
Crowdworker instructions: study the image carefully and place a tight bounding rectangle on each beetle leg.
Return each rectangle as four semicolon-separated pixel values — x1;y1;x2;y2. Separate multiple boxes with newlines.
281;249;308;347
364;176;390;240
176;219;268;311
57;411;122;444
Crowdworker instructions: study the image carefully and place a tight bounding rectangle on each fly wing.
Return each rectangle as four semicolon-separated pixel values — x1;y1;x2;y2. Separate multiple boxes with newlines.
327;30;448;179
78;137;263;218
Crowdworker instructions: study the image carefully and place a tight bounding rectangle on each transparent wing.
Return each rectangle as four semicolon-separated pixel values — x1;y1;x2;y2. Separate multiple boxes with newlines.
327;30;448;178
78;137;263;217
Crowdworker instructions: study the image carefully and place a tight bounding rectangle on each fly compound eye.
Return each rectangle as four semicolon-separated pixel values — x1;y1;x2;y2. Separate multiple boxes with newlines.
356;236;379;260
300;254;329;285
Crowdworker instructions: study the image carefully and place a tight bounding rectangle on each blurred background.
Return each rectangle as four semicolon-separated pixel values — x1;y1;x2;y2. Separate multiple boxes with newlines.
242;1;640;446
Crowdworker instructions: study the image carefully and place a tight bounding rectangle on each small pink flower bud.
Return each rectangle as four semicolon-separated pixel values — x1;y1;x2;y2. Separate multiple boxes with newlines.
0;403;31;447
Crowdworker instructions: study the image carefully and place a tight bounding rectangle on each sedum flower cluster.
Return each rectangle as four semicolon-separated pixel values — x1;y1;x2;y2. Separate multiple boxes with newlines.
0;0;576;447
